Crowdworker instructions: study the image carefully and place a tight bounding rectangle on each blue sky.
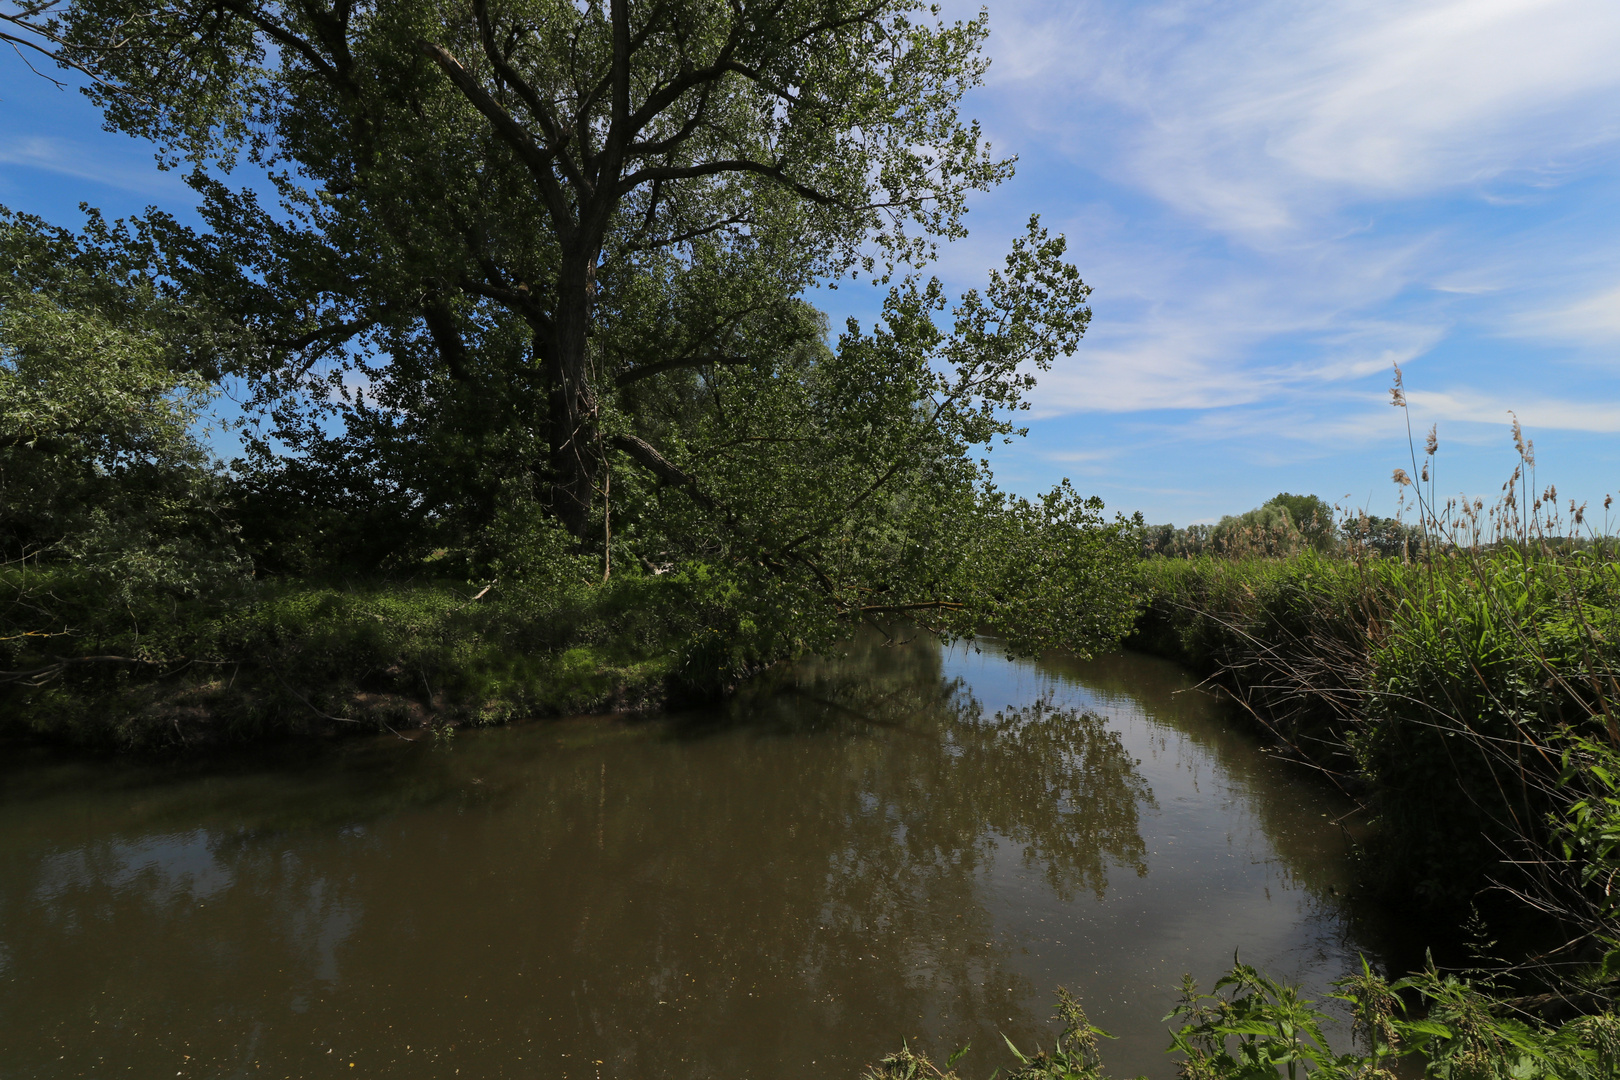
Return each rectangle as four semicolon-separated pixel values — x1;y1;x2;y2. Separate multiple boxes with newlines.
6;0;1620;525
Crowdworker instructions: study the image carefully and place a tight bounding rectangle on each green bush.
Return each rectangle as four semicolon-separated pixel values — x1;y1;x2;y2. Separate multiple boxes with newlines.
1129;548;1620;911
864;960;1620;1079
0;563;794;750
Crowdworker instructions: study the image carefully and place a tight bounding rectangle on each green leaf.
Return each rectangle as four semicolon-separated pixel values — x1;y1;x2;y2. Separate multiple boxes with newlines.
1398;1019;1454;1040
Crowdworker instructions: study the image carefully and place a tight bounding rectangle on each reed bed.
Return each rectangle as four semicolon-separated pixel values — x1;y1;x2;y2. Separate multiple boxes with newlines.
1131;370;1620;1006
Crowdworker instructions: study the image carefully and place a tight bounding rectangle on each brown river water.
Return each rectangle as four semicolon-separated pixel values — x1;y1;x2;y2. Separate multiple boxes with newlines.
0;633;1395;1079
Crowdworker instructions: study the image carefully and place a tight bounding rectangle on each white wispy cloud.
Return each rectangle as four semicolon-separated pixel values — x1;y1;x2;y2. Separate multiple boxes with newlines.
1406;388;1620;432
1511;281;1620;346
981;0;1620;238
913;0;1620;445
0;135;185;198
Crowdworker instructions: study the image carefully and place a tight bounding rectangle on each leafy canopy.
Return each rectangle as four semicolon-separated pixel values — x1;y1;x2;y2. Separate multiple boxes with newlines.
26;0;1142;661
0;209;238;593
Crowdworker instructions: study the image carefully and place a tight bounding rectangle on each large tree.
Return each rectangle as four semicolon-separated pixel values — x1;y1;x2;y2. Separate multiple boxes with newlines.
45;0;1140;658
62;0;1011;536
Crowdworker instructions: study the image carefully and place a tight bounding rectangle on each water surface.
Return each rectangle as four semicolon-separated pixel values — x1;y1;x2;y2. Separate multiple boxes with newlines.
0;635;1384;1078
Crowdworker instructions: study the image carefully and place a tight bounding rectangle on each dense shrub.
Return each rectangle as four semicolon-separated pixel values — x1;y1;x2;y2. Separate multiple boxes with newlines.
865;961;1620;1079
0;564;792;751
1129;545;1620;998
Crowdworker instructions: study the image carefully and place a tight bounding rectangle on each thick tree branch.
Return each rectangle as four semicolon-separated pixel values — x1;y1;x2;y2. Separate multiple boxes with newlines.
621;6;880;136
469;0;587;193
0;433;69;453
610;0;629;129
622;80;713;158
266;315;376;352
419;297;471;382
223;0;339;83
575;0;666;127
624;211;752;252
620;158;842;206
619;16;749;133
614;353;754;388
455;275;554;333
608;433;714;509
418;39;573;229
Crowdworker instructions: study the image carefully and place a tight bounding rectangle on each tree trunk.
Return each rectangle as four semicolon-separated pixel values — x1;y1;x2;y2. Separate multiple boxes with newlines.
545;246;601;538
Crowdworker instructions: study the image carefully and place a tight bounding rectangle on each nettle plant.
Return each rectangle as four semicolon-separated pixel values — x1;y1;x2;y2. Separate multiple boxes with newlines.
865;959;1620;1080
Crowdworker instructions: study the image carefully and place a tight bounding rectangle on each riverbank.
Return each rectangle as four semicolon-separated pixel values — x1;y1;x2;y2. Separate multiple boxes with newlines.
1127;547;1620;986
0;568;768;751
853;547;1620;1079
10;544;1619;1059
12;542;1620;940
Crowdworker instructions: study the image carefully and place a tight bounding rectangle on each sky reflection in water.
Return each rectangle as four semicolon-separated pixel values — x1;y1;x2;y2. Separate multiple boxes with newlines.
0;635;1381;1078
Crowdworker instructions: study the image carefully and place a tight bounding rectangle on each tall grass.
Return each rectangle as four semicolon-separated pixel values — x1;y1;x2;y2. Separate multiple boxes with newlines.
1131;368;1620;999
0;566;771;750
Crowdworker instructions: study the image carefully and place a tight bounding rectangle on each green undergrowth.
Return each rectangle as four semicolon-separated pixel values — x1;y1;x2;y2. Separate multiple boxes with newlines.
1128;547;1620;973
866;960;1620;1080
1128;552;1376;759
0;566;769;751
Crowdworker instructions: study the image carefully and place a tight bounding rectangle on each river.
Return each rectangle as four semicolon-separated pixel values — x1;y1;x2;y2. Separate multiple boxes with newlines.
0;633;1391;1078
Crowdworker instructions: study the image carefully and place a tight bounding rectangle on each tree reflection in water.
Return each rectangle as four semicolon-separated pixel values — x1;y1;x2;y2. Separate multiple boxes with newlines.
0;633;1200;1080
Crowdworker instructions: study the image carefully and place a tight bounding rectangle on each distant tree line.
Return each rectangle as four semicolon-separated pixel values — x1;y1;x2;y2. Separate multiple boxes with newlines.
1136;493;1426;559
